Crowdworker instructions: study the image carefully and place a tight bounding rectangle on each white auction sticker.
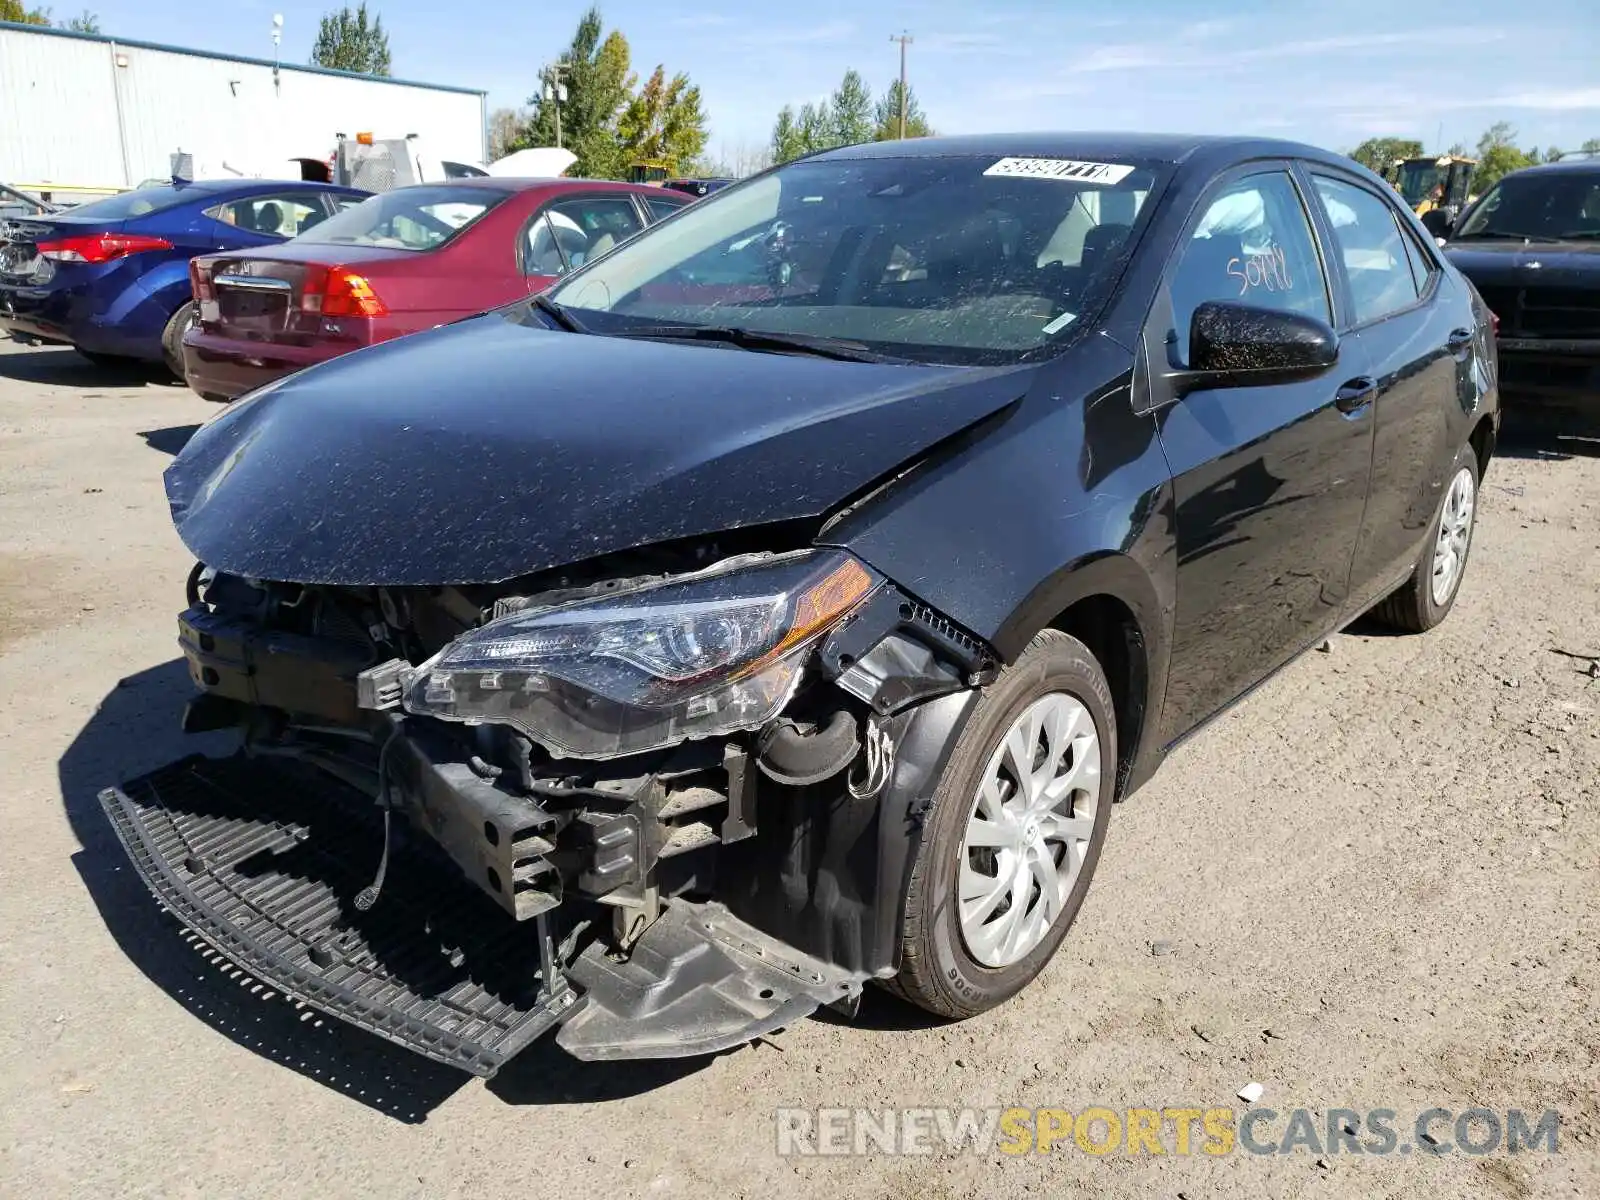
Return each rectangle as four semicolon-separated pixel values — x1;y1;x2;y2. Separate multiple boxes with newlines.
984;157;1135;185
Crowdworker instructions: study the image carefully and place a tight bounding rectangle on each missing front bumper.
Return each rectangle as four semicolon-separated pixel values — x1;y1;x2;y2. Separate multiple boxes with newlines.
98;753;869;1074
98;754;573;1077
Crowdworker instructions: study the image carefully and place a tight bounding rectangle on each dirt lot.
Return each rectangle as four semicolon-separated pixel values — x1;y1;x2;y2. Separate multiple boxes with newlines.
1;338;1596;1199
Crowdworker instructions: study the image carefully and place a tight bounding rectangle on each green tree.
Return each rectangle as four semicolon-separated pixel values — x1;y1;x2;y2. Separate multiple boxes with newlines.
1347;136;1424;175
769;72;881;164
524;7;637;178
829;69;873;146
796;101;830;156
873;79;933;141
310;4;391;76
63;8;96;30
0;0;52;23
1582;137;1600;154
1473;122;1535;192
771;105;805;164
617;65;708;173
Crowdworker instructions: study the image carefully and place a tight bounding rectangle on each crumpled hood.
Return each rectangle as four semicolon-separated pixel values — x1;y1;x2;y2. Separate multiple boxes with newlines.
166;311;1031;585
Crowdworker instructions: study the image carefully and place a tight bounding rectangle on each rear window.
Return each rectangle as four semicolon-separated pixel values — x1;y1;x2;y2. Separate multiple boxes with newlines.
295;186;506;251
52;184;204;221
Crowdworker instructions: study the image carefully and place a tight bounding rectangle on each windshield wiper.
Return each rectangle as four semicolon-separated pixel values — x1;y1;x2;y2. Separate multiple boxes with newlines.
531;293;587;334
609;324;903;363
1553;230;1600;241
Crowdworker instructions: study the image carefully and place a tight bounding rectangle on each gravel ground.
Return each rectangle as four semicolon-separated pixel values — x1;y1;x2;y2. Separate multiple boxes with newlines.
1;339;1597;1200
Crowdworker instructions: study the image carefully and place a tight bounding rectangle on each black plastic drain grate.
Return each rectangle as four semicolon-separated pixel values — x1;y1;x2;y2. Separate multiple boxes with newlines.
99;754;571;1076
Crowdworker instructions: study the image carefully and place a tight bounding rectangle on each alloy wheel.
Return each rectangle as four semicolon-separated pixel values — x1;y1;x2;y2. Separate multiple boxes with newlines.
957;692;1101;969
1430;465;1476;606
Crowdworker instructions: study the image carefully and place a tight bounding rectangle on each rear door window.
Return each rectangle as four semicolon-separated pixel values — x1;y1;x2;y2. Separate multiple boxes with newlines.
524;196;645;276
646;196;688;222
1167;170;1332;363
1396;218;1437;294
207;193;330;238
1310;175;1421;325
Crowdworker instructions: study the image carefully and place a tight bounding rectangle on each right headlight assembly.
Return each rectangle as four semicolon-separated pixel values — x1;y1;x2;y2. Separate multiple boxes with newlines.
402;550;881;760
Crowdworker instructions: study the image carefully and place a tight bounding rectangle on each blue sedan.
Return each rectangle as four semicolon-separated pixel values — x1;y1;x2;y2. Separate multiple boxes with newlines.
0;178;367;375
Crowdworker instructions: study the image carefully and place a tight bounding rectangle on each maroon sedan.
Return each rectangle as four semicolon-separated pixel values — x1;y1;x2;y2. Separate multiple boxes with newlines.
182;177;689;400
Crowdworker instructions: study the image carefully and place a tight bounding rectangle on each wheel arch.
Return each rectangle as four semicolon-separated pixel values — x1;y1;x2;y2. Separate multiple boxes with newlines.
990;552;1169;799
1469;410;1497;482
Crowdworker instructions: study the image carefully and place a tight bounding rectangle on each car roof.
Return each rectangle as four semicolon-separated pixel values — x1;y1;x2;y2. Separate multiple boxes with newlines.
398;177;665;194
1496;157;1600;180
810;131;1348;169
174;178;359;193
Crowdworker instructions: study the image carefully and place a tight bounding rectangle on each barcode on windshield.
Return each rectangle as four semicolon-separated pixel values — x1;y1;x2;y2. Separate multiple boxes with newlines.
984;158;1135;185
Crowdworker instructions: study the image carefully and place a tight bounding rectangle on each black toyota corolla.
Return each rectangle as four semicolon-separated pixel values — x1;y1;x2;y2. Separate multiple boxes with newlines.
103;133;1499;1076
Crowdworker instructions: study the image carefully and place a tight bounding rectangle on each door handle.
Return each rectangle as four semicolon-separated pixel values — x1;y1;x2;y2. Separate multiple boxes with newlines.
1334;376;1377;414
1446;328;1474;357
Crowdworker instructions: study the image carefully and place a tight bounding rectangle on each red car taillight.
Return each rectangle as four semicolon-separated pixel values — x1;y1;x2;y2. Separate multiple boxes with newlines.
301;266;389;318
37;232;173;263
190;258;215;302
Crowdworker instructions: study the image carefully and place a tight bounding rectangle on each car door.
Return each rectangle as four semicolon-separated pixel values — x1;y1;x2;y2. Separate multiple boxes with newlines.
1302;169;1466;608
521;193;648;293
1146;164;1376;745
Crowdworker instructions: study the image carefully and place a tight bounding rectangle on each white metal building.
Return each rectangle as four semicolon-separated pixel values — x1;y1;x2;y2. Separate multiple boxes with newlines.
0;22;486;195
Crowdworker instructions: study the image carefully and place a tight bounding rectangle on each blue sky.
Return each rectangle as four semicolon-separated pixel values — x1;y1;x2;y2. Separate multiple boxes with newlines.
71;0;1600;161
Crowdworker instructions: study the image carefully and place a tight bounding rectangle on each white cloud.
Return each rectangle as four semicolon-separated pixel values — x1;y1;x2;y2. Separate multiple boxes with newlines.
1490;88;1600;111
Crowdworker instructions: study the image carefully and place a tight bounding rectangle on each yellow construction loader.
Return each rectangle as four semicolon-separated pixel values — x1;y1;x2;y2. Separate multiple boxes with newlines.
1386;154;1477;236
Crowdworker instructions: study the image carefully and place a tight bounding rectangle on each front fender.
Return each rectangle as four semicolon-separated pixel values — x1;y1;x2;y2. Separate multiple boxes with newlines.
823;338;1177;794
719;688;980;979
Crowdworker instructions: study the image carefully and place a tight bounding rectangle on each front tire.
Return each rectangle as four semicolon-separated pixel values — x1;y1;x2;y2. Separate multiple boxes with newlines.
1370;445;1479;633
889;629;1116;1019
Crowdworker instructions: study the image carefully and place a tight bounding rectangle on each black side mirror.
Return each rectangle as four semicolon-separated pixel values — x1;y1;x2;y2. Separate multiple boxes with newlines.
1182;300;1338;390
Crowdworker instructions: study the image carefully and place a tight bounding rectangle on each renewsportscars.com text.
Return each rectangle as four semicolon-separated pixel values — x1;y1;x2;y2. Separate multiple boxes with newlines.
775;1106;1562;1158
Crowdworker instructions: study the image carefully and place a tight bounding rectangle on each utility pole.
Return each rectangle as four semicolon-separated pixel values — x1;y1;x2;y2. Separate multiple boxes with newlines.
543;63;571;148
890;32;913;140
270;13;283;95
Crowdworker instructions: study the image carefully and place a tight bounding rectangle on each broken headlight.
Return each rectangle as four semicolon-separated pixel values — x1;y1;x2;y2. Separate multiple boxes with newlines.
402;550;879;759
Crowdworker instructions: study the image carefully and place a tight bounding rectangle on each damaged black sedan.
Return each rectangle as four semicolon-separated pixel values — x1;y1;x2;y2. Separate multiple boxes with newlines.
102;133;1499;1076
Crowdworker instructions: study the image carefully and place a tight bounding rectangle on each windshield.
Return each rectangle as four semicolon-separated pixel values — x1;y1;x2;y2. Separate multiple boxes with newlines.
1455;171;1600;241
53;183;202;221
545;153;1167;365
1394;162;1445;208
295;185;506;251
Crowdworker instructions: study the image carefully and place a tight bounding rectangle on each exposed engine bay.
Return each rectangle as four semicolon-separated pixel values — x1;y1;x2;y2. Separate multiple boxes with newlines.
105;529;998;1072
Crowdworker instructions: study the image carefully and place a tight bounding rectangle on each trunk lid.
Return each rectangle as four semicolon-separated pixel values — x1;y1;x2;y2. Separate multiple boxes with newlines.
197;243;415;341
1;215;127;283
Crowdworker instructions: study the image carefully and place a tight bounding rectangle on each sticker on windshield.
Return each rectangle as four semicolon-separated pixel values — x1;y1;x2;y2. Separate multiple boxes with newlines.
984;158;1135;185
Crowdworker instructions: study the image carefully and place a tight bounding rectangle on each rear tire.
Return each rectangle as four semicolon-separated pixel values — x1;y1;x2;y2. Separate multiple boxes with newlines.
160;301;198;381
1370;444;1480;633
887;629;1116;1019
